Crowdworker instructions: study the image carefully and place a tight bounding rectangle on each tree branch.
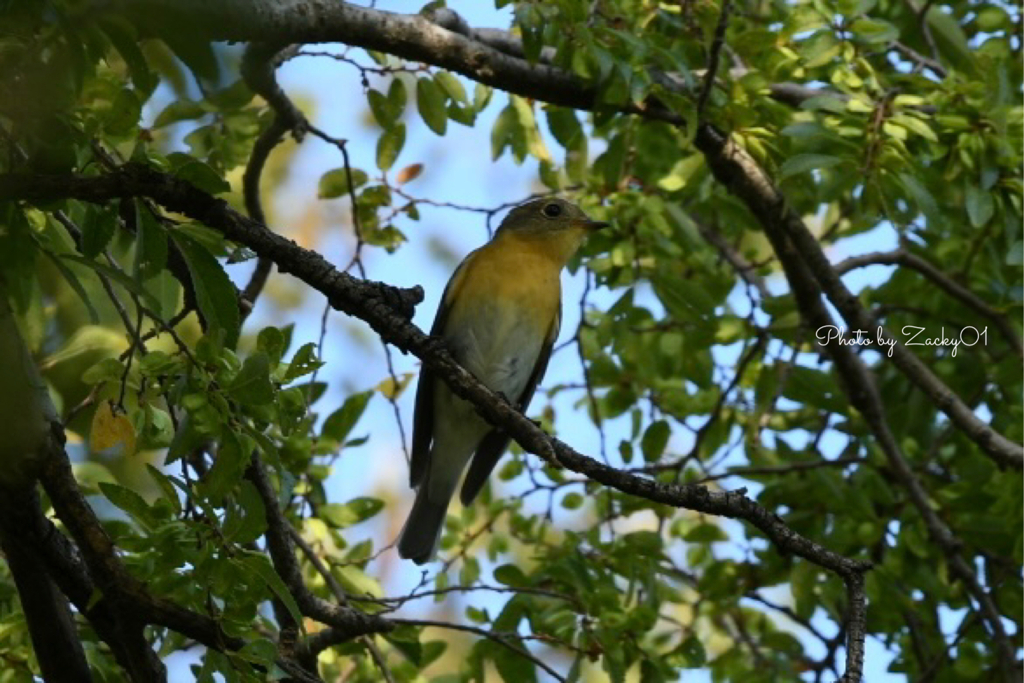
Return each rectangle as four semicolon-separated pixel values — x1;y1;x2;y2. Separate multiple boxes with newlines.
239;42;305;316
696;0;732;118
0;487;93;683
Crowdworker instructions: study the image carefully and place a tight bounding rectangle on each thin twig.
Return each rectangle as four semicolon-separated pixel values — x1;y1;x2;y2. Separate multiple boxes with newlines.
389;618;567;682
696;0;732;118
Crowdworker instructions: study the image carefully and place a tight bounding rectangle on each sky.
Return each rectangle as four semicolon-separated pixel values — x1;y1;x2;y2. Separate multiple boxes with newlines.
157;1;918;680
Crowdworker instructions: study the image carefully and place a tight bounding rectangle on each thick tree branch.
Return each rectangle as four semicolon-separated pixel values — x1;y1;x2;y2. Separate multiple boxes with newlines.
30;505;167;680
0;487;93;683
113;0;610;116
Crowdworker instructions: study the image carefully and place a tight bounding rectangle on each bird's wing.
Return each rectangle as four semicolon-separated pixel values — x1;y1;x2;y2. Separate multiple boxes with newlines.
459;305;560;505
410;251;478;487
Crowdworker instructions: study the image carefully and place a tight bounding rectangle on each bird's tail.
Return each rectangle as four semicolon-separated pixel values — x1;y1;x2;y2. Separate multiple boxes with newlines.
397;481;450;565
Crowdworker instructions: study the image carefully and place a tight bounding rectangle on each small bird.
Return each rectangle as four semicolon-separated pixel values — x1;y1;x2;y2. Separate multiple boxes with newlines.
397;198;608;564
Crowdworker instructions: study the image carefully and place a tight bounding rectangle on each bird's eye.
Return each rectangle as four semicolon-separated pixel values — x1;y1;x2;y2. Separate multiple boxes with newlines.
541;202;562;218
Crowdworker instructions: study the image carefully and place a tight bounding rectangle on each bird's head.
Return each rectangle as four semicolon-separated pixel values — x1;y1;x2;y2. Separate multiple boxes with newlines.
496;198;609;237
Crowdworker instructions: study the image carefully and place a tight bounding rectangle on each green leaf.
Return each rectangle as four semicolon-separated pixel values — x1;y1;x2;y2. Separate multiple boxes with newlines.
153;99;206;129
205;80;253;111
435;71;468;104
849;18;898;44
82;357;126;385
898;172;940;224
779;153;845;179
652;272;718;322
239;552;304;633
81;205;117;258
416;77;448;135
387;79;408;117
283;342;323;381
511;96;550;162
641;420;670;462
166;413;205;465
677;635;706;667
257;327;286;367
322;390;373;442
473;83;493;112
170;231;240;349
493;564;528;587
105;89;142;135
890;113;937;142
491;105;518;161
561;492;585;509
101;18;157;94
41;250;100;324
799;95;846;113
99;482;152;528
546;107;583;150
783;365;848;412
321;498;384;527
224;480;267;544
367;89;394;128
492;637;538;683
975;6;1010;31
800;30;841;68
965;185;994;228
683;522;729;543
346;497;384;522
1005;241;1023;266
318;168;368;199
139;404;174;450
658;154;704;191
134;201;168;280
202;432;249;504
59;254;162;312
384;626;423;664
229;352;274;406
139;350;179;376
925;7;977;74
145;464;182;515
377;123;406;171
333;564;383;598
167;153;230;194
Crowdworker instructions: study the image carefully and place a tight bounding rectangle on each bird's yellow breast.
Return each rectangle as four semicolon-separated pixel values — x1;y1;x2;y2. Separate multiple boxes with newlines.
446;229;579;331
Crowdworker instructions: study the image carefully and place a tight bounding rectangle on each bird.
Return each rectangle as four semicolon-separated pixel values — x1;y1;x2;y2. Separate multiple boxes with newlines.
397;198;608;564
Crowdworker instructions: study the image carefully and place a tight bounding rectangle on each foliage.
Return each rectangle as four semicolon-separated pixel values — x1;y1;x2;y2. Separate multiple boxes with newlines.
0;0;1020;682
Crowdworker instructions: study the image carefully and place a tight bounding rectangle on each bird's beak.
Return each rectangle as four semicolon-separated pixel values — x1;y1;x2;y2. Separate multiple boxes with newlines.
579;219;610;231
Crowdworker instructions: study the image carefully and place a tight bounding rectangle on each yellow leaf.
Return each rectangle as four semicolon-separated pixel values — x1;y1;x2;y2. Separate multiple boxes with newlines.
395;163;423;185
376;372;414;400
91;401;136;456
